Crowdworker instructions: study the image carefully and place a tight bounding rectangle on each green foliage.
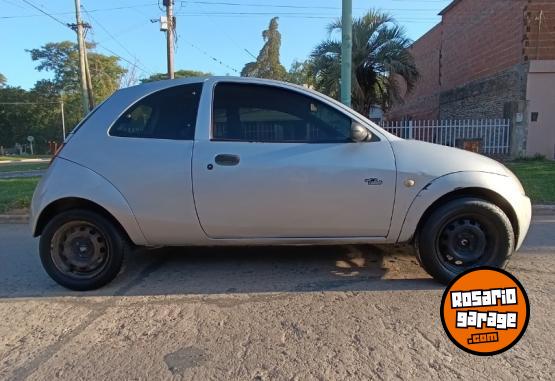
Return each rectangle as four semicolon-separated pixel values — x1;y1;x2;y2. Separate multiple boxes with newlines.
0;177;40;213
310;10;419;116
0;41;127;153
0;162;48;173
0;73;6;88
27;41;126;104
241;17;288;81
0;84;67;153
507;160;555;203
515;153;547;161
287;60;316;87
140;69;213;83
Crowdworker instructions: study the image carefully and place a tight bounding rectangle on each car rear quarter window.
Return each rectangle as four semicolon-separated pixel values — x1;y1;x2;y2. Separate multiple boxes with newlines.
110;83;202;140
212;83;352;143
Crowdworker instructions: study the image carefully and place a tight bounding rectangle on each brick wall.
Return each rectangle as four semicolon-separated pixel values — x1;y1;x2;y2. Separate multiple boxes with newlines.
387;25;442;120
525;0;555;60
440;0;527;91
387;0;533;120
439;63;529;120
387;0;555;159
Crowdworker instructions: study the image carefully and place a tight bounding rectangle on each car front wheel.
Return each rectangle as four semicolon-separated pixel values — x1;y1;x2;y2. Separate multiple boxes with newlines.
415;197;514;284
39;209;125;291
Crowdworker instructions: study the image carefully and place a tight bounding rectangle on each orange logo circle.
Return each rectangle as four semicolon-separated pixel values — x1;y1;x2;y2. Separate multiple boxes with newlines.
440;267;529;356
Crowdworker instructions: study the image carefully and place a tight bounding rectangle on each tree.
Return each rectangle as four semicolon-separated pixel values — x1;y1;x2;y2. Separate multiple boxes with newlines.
0;41;127;153
241;17;287;81
24;41;127;148
27;41;126;104
0;83;68;152
311;11;418;116
0;86;32;148
140;69;212;83
0;73;6;88
287;60;316;87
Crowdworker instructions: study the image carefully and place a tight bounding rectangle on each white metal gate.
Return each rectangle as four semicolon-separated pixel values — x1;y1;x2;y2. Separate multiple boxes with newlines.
380;119;511;155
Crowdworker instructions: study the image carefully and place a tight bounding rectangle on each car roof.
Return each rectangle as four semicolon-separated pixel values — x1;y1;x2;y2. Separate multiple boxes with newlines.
121;76;312;95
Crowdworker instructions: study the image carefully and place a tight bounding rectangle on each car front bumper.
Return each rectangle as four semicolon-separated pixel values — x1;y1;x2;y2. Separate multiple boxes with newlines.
514;194;532;251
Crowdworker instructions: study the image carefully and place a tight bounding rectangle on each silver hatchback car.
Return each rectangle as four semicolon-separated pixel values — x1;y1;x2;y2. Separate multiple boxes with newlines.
31;77;532;290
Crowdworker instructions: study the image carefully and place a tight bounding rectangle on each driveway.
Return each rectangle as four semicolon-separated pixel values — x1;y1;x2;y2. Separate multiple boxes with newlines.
0;215;553;380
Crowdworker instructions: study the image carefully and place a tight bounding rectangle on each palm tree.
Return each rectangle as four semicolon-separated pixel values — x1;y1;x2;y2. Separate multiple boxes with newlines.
311;11;418;117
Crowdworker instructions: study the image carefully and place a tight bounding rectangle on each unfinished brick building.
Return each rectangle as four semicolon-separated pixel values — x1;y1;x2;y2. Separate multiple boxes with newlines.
388;0;555;159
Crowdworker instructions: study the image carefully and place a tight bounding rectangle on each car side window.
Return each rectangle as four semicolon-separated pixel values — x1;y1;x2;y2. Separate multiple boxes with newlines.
110;83;202;140
212;83;352;143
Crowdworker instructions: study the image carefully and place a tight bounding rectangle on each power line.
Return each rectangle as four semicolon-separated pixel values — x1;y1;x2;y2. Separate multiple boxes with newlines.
1;3;158;19
81;4;154;75
178;11;438;18
2;0;26;10
182;39;239;73
175;11;436;17
96;21;151;45
175;12;440;22
18;0;71;27
189;1;257;60
2;1;472;20
16;0;153;77
182;1;446;12
94;43;153;76
1;12;441;22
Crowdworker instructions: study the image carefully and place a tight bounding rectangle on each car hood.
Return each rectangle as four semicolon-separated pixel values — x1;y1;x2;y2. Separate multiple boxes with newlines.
389;139;513;179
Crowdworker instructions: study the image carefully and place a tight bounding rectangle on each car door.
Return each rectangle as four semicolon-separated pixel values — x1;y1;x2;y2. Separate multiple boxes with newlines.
192;81;396;239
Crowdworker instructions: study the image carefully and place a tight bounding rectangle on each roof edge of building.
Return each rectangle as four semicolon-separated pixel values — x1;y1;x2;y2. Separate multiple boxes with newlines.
410;22;442;48
438;0;461;16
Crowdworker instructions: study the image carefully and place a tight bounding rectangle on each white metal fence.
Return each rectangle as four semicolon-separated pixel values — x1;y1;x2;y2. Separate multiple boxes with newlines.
380;119;511;155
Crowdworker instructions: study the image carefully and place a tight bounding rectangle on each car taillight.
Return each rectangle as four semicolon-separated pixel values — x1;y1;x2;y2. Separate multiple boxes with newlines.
49;142;65;166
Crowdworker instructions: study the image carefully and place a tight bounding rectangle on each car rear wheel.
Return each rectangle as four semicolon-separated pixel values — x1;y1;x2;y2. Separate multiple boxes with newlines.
415;198;514;284
39;209;125;290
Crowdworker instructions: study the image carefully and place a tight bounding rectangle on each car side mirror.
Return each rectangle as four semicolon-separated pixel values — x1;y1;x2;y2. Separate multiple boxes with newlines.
350;122;371;142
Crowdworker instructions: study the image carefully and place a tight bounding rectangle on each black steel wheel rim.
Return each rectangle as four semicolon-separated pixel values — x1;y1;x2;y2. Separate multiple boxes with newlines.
435;214;494;271
50;221;110;279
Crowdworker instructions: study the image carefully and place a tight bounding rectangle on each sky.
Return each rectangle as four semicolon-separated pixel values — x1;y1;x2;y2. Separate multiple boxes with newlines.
0;0;453;89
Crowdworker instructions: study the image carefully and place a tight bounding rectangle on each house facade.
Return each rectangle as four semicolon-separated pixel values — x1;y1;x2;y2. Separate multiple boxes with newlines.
388;0;555;159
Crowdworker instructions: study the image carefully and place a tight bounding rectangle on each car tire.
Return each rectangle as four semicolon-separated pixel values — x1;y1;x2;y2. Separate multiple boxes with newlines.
39;209;126;291
415;197;514;284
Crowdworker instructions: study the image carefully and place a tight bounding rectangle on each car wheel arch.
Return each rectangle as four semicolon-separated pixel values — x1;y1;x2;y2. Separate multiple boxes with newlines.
413;187;519;246
34;197;133;245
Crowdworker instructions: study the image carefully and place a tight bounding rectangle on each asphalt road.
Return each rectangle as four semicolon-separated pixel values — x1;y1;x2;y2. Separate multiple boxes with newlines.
0;215;554;380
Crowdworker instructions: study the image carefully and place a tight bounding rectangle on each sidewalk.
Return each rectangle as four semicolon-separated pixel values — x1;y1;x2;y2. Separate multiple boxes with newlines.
0;169;46;179
0;158;50;164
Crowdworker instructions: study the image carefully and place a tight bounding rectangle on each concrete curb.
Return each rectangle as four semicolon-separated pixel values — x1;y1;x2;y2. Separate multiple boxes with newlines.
0;158;49;164
532;204;555;215
0;214;29;224
1;205;554;225
0;170;46;179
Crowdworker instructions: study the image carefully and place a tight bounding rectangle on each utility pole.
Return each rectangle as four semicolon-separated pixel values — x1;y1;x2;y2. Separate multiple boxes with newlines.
341;0;352;107
164;0;175;79
84;48;95;110
73;0;90;115
60;94;66;140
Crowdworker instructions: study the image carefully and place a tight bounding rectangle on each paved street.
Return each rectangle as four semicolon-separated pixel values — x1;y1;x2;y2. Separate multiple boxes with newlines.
0;215;554;380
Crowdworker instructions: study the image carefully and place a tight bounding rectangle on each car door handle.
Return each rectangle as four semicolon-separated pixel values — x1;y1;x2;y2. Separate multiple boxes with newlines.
214;154;240;166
